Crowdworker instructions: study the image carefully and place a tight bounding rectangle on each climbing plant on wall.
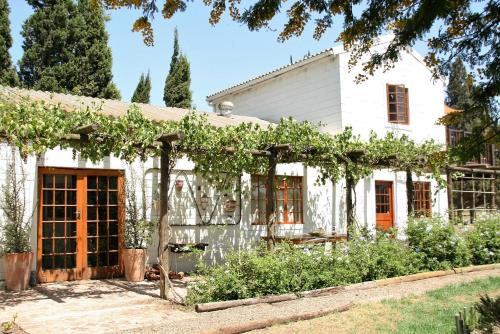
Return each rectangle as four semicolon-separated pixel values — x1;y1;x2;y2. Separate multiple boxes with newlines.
0;95;450;299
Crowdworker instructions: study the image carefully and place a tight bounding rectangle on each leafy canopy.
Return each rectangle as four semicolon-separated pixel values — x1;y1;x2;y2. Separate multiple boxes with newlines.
0;96;447;189
0;0;19;86
20;0;121;99
131;72;151;104
164;28;192;108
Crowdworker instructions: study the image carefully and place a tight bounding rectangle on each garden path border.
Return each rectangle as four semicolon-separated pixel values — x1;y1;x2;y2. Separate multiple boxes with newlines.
195;263;500;313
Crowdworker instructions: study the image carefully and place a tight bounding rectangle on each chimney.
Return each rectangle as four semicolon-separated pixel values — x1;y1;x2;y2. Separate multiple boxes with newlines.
215;101;234;117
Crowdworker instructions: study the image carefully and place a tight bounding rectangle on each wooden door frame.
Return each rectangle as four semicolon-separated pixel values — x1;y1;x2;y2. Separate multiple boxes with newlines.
375;180;394;230
37;167;125;283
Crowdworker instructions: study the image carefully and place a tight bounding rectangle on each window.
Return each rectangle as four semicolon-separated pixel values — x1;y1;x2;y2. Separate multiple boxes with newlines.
251;175;303;224
387;84;409;124
413;181;431;217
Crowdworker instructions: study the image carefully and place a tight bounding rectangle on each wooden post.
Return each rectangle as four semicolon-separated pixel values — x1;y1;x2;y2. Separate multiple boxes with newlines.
159;142;171;299
266;151;277;251
492;171;497;210
345;173;354;240
446;167;454;222
406;168;414;216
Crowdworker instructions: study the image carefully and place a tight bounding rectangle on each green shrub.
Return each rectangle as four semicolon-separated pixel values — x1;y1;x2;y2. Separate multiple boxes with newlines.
406;217;471;270
465;217;500;265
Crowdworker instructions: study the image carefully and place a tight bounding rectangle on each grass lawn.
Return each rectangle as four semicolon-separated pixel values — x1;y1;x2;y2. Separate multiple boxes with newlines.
256;276;500;334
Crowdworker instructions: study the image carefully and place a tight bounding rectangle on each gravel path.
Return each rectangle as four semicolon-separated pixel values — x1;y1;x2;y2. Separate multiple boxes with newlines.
130;268;500;334
2;269;499;334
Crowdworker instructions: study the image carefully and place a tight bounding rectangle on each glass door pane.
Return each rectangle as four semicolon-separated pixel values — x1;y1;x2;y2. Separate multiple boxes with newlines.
41;174;78;270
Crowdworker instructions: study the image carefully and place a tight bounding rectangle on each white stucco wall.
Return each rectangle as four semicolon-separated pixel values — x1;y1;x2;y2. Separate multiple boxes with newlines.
0;145;338;278
209;55;343;133
337;46;446;143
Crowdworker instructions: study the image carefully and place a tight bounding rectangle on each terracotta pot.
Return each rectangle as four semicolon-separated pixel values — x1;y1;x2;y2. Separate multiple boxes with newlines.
123;248;148;282
4;252;33;292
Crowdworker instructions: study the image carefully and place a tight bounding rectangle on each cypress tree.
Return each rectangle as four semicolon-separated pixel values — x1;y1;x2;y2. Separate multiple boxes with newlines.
131;72;151;104
163;28;192;108
446;58;472;110
19;0;121;99
0;0;19;86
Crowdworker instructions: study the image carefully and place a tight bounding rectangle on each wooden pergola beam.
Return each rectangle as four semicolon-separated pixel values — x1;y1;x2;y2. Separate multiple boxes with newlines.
72;124;99;135
157;131;185;143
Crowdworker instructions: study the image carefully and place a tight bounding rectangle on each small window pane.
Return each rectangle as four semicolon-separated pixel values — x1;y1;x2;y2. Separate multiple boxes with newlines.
42;239;53;254
42;223;53;238
55;175;65;189
109;176;118;190
43;175;53;188
55;222;65;237
87;253;97;267
42;207;53;221
67;191;77;205
87;222;97;236
54;255;65;269
88;176;97;190
42;255;53;269
43;190;53;205
88;206;97;221
66;175;77;189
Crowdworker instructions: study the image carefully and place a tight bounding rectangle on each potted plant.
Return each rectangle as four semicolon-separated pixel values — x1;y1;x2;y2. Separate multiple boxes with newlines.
123;165;155;282
0;154;33;291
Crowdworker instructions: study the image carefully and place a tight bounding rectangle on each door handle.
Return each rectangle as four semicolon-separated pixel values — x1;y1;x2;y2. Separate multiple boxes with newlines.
76;210;81;219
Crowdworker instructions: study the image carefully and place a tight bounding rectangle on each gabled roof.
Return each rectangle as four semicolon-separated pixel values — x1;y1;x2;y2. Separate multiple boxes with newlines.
206;35;440;101
206;47;339;101
0;86;270;128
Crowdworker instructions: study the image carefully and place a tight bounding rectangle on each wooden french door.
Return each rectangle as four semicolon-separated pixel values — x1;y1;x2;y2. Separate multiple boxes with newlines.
37;168;124;283
375;181;394;231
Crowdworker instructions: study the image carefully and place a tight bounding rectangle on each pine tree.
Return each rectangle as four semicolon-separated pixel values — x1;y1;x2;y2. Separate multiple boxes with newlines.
0;0;19;86
446;58;472;110
19;0;121;99
131;72;151;103
163;28;191;108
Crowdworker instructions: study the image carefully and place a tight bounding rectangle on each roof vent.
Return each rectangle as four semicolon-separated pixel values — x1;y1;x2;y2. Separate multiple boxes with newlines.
216;101;234;117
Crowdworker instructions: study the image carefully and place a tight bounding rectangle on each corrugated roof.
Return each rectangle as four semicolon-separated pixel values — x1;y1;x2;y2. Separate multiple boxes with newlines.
0;86;270;128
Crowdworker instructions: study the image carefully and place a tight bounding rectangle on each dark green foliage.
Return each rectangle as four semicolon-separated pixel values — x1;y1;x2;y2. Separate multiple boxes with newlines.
186;235;424;305
131;72;151;104
446;59;472;110
19;0;121;99
163;28;192;108
475;295;500;332
187;216;500;304
0;0;19;86
465;218;500;265
406;217;471;270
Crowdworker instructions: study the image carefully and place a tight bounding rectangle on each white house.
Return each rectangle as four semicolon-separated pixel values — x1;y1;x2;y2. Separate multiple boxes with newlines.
206;36;449;239
0;37;449;282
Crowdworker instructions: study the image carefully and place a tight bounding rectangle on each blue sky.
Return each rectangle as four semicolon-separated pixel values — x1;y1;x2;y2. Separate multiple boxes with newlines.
7;1;431;111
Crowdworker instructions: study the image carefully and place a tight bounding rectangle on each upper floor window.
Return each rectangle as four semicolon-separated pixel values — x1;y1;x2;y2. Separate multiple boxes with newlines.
251;175;303;224
387;84;409;124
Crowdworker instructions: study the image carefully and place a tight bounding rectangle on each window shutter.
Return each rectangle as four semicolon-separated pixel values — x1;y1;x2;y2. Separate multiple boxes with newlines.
404;87;409;124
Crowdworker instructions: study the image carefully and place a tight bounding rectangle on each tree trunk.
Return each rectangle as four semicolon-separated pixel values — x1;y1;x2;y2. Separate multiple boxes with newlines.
159;143;171;299
406;168;414;216
266;153;277;250
345;174;354;240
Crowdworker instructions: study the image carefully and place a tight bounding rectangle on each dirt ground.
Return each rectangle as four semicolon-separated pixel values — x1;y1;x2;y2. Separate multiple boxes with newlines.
1;269;499;334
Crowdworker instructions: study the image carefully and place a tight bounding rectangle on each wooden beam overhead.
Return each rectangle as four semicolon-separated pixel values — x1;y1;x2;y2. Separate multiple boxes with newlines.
157;131;185;143
72;124;99;135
